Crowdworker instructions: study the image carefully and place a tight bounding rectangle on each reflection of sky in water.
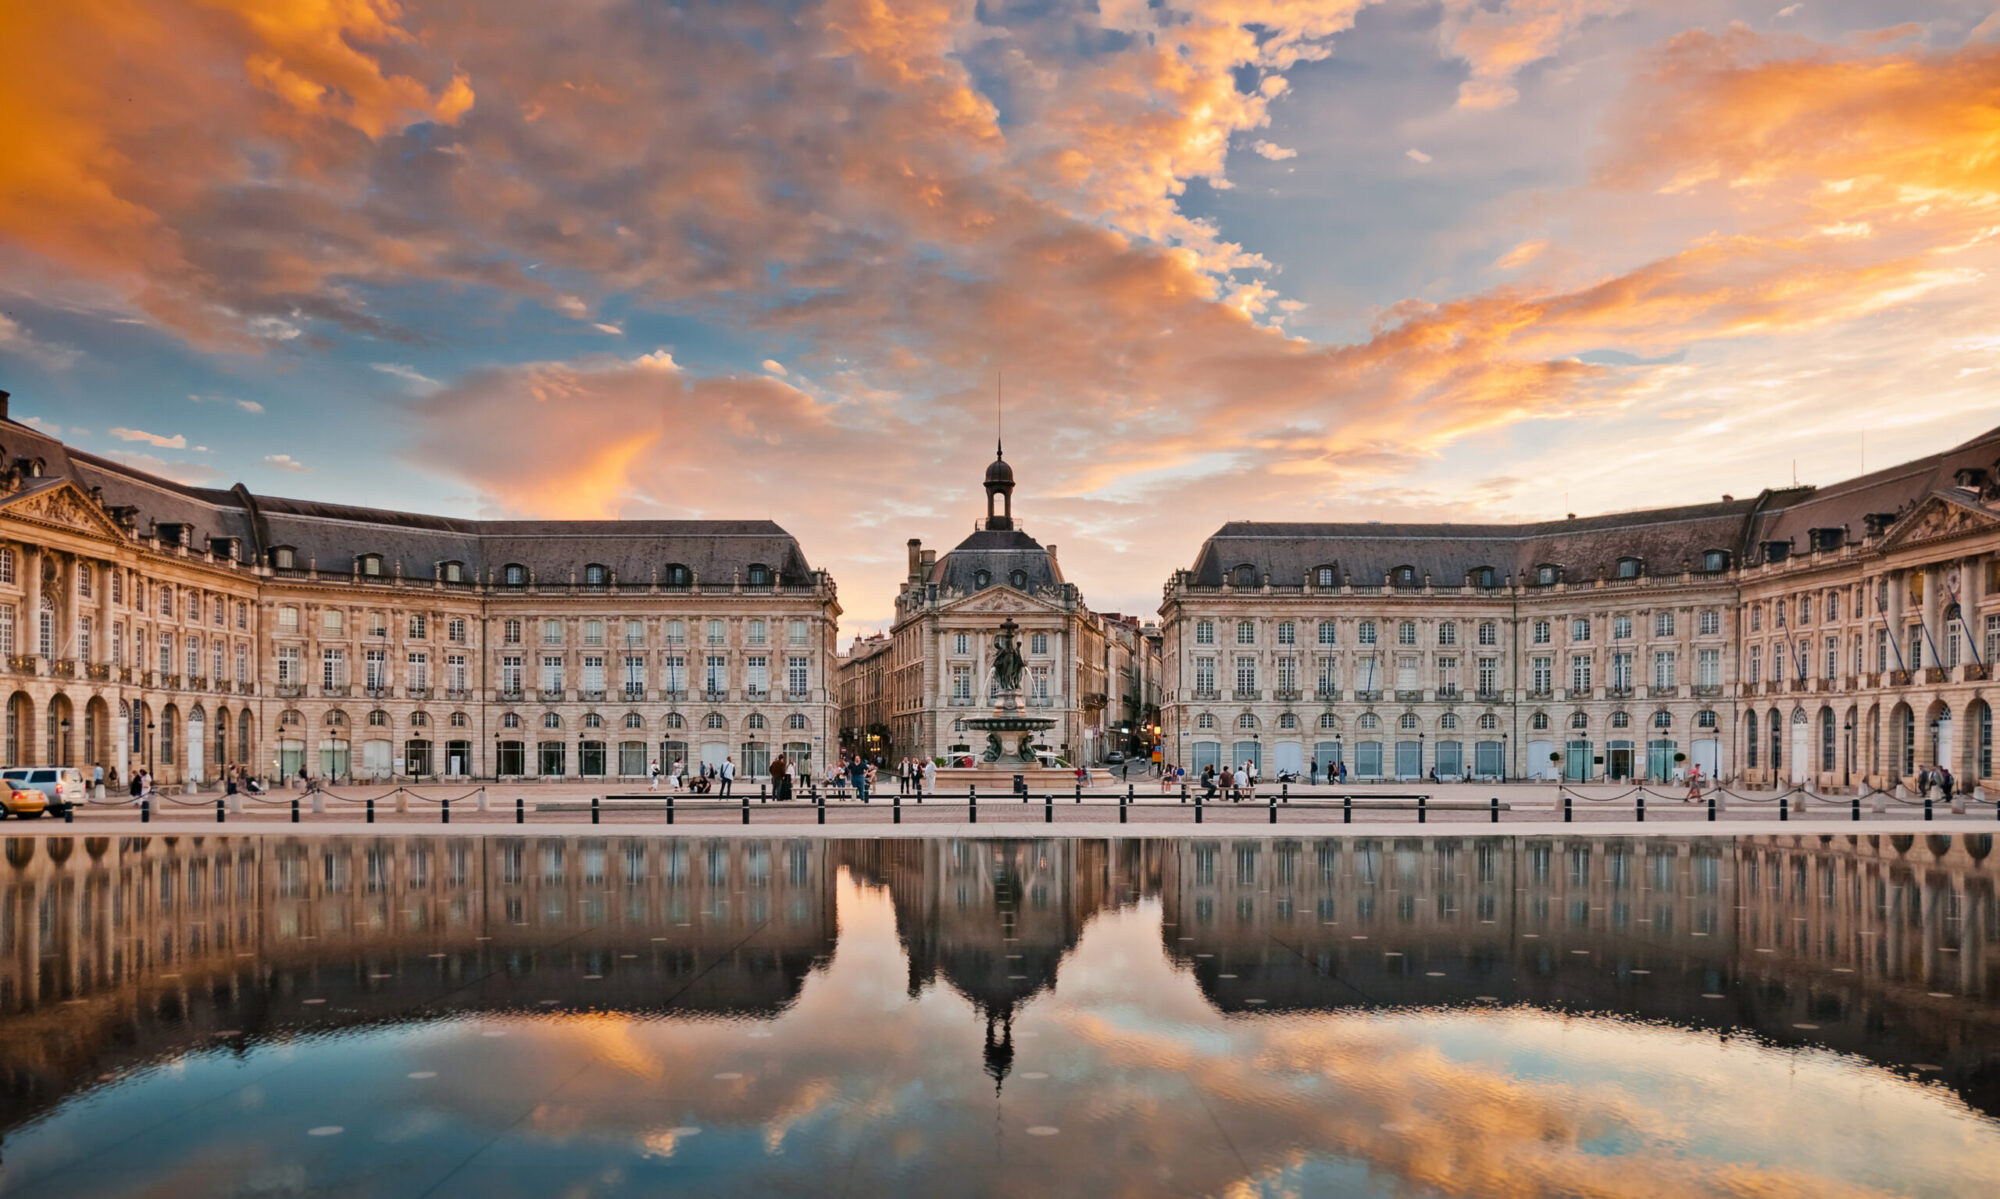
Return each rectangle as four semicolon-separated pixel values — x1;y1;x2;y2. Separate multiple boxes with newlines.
1;846;1997;1198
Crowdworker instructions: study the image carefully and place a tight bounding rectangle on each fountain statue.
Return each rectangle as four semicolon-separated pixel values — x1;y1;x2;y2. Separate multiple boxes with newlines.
964;617;1056;764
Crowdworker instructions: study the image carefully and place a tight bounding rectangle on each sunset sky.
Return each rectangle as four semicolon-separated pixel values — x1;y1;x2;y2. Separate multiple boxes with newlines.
3;0;1998;632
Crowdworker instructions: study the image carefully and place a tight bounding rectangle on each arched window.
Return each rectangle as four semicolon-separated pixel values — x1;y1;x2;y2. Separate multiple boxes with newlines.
411;711;430;727
1358;713;1380;731
359;553;383;577
1234;564;1258;587
1652;710;1672;729
1319;712;1339;729
583;712;603;728
543;712;562;729
748;713;766;729
1196;713;1216;730
1478;713;1498;730
624;712;644;729
786;713;807;730
502;712;522;729
450;711;469;727
746;563;771;586
1611;711;1630;729
1469;565;1497;588
1702;549;1731;572
1313;565;1336;587
1236;713;1257;730
1439;712;1458;730
1391;564;1417;588
1531;712;1550;730
1536;563;1560;586
1746;713;1759;767
1616;556;1642;579
1570;712;1588;729
1398;713;1418;730
973;570;991;589
663;563;691;587
664;712;685;729
1278;713;1297;729
326;710;347;727
704;712;725;730
368;709;388;727
1696;709;1717;729
1009;570;1028;589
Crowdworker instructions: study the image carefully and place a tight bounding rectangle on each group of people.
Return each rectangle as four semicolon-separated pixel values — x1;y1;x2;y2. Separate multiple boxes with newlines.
1199;760;1262;801
895;756;938;796
647;756;738;795
1917;763;1962;800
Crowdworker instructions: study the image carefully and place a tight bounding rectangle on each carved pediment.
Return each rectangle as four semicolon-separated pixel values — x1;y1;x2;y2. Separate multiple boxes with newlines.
0;480;128;541
939;585;1061;617
1879;492;2000;551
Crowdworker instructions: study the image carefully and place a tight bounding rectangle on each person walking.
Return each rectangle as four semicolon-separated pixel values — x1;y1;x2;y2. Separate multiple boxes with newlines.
720;756;736;797
670;756;685;792
649;758;661;792
771;752;791;802
849;754;870;804
922;756;936;798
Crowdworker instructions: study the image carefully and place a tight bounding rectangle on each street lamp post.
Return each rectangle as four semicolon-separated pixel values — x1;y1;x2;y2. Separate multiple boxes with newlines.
1843;718;1853;788
1502;731;1509;783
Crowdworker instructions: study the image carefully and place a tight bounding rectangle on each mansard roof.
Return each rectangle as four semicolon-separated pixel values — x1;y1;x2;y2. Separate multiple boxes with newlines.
1;416;820;584
927;526;1065;592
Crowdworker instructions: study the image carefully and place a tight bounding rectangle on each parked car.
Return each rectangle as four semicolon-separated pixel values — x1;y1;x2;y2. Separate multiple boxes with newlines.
0;785;48;819
0;767;87;816
1105;751;1125;765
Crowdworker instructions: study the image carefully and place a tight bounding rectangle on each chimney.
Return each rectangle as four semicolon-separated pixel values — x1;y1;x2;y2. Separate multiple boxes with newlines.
1046;543;1057;560
0;389;9;421
907;538;922;581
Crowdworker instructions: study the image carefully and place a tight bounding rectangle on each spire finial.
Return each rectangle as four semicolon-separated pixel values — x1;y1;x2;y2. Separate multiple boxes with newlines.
996;367;1004;459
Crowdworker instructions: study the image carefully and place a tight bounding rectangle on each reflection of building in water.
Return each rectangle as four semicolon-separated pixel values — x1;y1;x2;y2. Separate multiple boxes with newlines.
1161;832;2000;1113
0;834;838;1130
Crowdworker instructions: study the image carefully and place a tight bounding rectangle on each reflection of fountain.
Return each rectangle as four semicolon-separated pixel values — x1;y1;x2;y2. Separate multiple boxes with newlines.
963;617;1056;764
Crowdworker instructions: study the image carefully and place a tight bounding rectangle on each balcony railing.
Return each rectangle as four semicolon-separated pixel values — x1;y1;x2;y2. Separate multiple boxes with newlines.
500;689;525;702
1274;689;1302;702
1693;683;1721;696
1232;689;1261;702
236;682;256;696
1888;669;1912;686
1315;689;1341;702
948;695;975;707
408;686;432;700
162;674;182;690
275;683;305;699
1923;667;1947;684
1526;689;1552;701
1968;663;1992;682
579;688;605;702
787;689;811;703
323;684;351;698
746;688;770;702
1436;686;1461;700
703;689;727;703
87;662;113;681
366;686;389;699
1475;690;1502;703
1608;685;1633;699
623;686;646;701
1192;689;1220;701
1395;689;1423;702
1356;689;1384;702
4;654;37;676
447;688;472;701
50;659;76;679
540;688;566;702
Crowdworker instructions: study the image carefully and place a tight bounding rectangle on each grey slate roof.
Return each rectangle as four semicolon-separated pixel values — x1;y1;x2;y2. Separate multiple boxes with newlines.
927;527;1065;592
2;416;819;584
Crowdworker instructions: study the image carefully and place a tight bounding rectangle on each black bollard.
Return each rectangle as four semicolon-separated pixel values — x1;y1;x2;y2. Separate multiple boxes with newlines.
1780;795;1789;822
1044;793;1053;824
442;798;451;824
1180;783;1188;805
1418;795;1427;825
668;792;676;826
290;798;298;824
517;796;525;825
815;789;823;826
970;789;977;824
1924;794;1933;822
1636;792;1644;824
1852;795;1861;822
894;790;901;825
142;798;151;823
64;802;73;824
1195;789;1203;824
1707;792;1716;822
1490;795;1500;824
217;798;226;824
591;796;600;825
367;798;375;824
1268;790;1277;825
1282;781;1289;804
1075;781;1082;803
1563;793;1572;823
741;790;749;825
1343;794;1351;825
1120;792;1128;824
761;783;768;805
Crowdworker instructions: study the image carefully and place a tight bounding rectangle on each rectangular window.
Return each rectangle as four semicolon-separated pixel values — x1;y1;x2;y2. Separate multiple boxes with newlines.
953;632;970;655
1031;665;1051;699
1278;656;1298;691
1031;631;1049;655
1195;657;1215;693
662;655;685;693
582;655;605;693
364;649;386;690
1799;595;1812;624
409;613;427;640
1908;627;1923;671
789;619;809;646
1750;607;1762;633
952;664;973;701
1532;656;1552;692
1477;621;1497;646
407;652;429;691
747;655;769;695
543;619;563;645
1235;657;1256;692
1697;647;1720;688
1613;616;1632;641
1654;611;1675;637
109;621;122;665
277;645;300;685
1236;621;1255;645
1395;655;1417;691
449;617;467;643
747;619;767;645
1652;650;1676;690
1397;621;1416;646
707;620;726;646
1277;621;1296;645
1876;629;1889;673
210;638;223;681
1946;620;1963;668
1611;651;1633;690
1437;622;1456;646
323;648;347;689
1318;621;1337;646
213;598;224;627
111;570;123;605
1570;654;1592;692
542;655;564;692
1825;636;1838;679
625;619;644;646
1195;619;1215;645
583;619;606;646
788;656;808;694
1477;657;1498;693
501;655;523;693
277;606;299;634
1317;656;1337;693
1699;609;1720;636
1571;618;1591;642
705;655;726;693
1359;621;1377;645
448;653;468;691
158;632;172;674
235;643;248;683
1437;656;1458;693
503;619;522;645
186;638;199;678
1988;614;2000;665
1532;620;1550;644
1749;648;1762;684
323;608;344;635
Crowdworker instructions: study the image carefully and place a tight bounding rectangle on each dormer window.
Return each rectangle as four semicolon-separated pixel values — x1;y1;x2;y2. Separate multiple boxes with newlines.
746;563;771;587
1702;549;1731;572
1808;527;1845;553
1392;565;1417;588
1535;564;1560;586
973;569;991;589
663;563;691;588
359;554;382;577
1615;557;1642;580
584;563;609;587
503;563;527;587
271;546;296;570
1009;570;1028;589
1314;566;1336;587
1469;566;1496;589
442;561;463;584
1233;564;1257;587
1761;540;1791;564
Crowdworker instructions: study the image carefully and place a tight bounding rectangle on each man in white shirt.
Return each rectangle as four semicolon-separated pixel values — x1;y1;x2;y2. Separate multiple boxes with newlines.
649;758;661;791
720;755;736;796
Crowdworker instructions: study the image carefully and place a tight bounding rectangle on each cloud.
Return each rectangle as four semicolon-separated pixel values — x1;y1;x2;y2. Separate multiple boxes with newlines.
1405;148;1433;164
1776;3;1803;19
372;362;443;392
108;426;188;449
97;451;221;486
1252;140;1298;161
261;453;310;473
0;313;80;370
1441;0;1628;110
18;415;65;437
1494;238;1549;269
189;392;265;414
761;359;788;377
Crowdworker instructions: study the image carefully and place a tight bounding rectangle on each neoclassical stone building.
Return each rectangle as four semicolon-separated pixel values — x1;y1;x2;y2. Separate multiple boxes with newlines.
1160;425;2000;791
861;447;1117;764
0;395;841;785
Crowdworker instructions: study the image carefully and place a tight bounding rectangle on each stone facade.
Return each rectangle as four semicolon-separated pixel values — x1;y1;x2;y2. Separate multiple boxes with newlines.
1161;425;2000;791
0;399;841;785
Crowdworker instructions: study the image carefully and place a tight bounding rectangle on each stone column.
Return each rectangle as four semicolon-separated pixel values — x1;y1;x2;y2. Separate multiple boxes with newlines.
96;557;113;667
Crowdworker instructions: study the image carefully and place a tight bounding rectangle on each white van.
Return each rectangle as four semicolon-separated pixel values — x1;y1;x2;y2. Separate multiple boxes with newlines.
0;767;88;816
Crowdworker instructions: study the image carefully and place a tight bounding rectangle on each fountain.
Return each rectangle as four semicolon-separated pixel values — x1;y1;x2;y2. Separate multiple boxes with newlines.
963;617;1057;765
